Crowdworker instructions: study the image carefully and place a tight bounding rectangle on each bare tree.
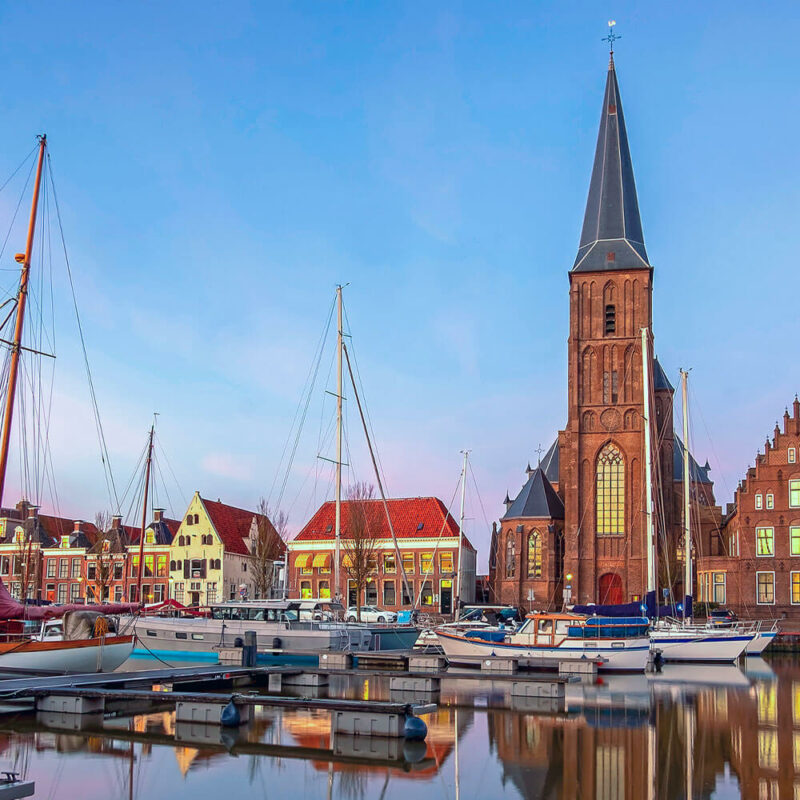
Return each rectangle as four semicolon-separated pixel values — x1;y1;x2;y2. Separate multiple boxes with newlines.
254;499;288;599
13;535;38;601
342;482;380;621
94;511;111;535
88;511;114;603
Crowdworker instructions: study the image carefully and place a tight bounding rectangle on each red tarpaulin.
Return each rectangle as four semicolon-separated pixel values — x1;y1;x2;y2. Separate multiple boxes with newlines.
0;577;140;621
141;599;206;617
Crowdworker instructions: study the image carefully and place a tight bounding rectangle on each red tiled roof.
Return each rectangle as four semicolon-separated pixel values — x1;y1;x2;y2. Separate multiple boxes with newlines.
38;515;99;544
294;497;476;551
201;497;285;556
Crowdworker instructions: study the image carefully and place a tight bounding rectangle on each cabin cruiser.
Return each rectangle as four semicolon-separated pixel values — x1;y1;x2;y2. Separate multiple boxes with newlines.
132;600;350;661
436;612;653;672
649;619;754;662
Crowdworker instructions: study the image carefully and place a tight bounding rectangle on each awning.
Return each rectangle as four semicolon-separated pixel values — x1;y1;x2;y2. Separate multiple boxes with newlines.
295;554;311;569
312;553;331;569
342;554;353;568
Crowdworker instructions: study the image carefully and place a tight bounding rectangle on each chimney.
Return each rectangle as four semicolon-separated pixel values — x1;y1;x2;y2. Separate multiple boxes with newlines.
153;508;164;523
27;505;38;520
111;515;122;531
73;520;83;534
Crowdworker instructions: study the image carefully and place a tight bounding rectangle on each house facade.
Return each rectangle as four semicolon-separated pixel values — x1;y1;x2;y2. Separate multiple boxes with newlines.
287;497;477;614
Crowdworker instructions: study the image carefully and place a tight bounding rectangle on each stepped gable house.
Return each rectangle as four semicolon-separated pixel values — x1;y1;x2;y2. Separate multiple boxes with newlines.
491;53;719;610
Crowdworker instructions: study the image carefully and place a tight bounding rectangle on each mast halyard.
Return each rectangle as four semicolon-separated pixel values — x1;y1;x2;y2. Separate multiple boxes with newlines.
334;285;343;602
455;450;469;620
0;135;47;508
641;327;656;598
136;423;155;602
681;369;692;621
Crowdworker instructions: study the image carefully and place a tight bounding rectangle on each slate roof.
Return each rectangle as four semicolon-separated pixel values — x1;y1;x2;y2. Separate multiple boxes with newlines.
540;440;560;484
673;435;712;485
293;497;476;551
573;56;650;273
502;467;565;521
653;358;674;392
128;516;180;546
200;496;278;556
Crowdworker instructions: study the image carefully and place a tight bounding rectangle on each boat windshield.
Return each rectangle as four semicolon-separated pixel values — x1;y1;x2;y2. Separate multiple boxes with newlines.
211;606;299;622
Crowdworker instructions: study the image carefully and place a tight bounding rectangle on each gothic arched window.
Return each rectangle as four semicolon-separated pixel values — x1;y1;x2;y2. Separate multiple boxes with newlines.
505;534;516;578
527;530;542;578
597;443;625;535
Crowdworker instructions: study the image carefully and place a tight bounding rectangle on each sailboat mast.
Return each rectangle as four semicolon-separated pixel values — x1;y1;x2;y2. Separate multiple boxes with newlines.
136;423;154;601
0;135;47;508
641;327;656;596
334;285;343;602
681;369;692;620
455;450;469;619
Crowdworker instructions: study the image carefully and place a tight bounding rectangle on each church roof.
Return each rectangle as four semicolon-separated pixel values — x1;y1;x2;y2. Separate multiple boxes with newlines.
573;55;650;273
673;435;712;485
502;467;564;521
653;358;674;392
540;439;559;484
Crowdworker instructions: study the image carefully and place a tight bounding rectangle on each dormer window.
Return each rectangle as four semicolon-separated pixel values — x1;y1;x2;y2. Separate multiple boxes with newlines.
102;540;110;553
604;304;616;335
13;527;24;544
755;493;763;510
145;530;155;545
790;448;797;464
60;535;70;548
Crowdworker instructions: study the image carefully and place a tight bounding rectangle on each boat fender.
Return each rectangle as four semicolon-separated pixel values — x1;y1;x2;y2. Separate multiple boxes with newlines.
272;637;282;650
221;700;241;727
234;637;244;648
403;714;427;741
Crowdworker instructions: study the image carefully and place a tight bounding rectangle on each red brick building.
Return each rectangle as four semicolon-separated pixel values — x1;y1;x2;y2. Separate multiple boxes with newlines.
288;497;476;614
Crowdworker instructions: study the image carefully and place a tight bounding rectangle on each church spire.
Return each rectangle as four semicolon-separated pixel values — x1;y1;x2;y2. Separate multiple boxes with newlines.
573;56;650;272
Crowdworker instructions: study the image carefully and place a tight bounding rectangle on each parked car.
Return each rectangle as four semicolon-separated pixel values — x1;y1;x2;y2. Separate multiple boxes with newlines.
346;606;397;623
709;608;738;627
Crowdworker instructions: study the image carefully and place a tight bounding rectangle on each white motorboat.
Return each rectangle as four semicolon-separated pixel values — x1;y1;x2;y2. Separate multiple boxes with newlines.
436;612;653;672
650;620;752;662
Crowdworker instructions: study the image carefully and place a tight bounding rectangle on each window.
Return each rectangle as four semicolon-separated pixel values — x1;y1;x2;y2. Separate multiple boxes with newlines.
756;493;763;510
186;516;193;526
712;572;726;604
57;584;68;604
114;586;122;602
420;580;433;606
0;557;8;575
300;580;312;599
527;531;542;579
597;443;625;534
792;527;800;556
604;304;616;335
318;580;330;599
145;530;155;544
153;585;165;603
383;580;396;606
170;560;176;571
206;582;217;603
402;553;415;574
114;563;123;580
757;572;775;604
102;539;110;553
194;514;199;524
300;563;312;575
178;535;185;546
420;552;433;575
141;584;152;603
791;480;800;508
46;560;56;578
130;555;140;578
58;559;68;578
790;448;797;464
71;583;81;601
87;563;96;580
792;573;800;605
242;562;247;572
402;581;413;606
71;559;81;578
506;535;516;578
156;555;167;577
60;535;70;548
757;527;775;557
144;555;154;578
729;529;740;557
767;493;774;510
365;580;377;605
439;552;454;573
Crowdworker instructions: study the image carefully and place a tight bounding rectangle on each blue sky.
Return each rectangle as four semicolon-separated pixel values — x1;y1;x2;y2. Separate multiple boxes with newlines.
0;2;797;564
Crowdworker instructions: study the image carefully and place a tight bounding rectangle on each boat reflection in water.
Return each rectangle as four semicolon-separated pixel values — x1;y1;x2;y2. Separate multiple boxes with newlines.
1;658;800;798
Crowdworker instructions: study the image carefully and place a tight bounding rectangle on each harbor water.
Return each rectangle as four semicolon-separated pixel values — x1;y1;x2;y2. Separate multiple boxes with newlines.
0;655;796;799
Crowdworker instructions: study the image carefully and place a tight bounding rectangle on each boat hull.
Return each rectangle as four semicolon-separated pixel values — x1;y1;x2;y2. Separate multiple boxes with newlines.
745;630;777;655
0;635;135;673
651;631;751;662
436;630;651;672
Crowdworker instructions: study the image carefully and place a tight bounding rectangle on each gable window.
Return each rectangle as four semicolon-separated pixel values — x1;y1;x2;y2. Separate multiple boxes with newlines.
604;304;616;335
60;535;70;548
597;443;625;535
791;480;800;508
790;448;797;464
527;530;542;579
186;516;193;526
757;572;775;605
792;527;800;557
766;493;774;510
194;514;199;524
757;527;775;557
145;530;155;544
505;534;516;578
756;493;763;510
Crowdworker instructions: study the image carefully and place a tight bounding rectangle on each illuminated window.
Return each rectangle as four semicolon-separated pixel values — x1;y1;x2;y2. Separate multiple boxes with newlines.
757;527;775;556
792;480;800;508
767;493;774;510
384;553;396;573
792;572;800;605
756;493;763;510
527;531;542;578
402;553;415;574
60;535;70;548
318;580;330;599
759;730;778;770
145;529;155;544
790;448;797;464
757;572;775;604
792;527;800;556
420;580;433;606
420;552;434;574
439;552;454;573
506;535;516;578
300;580;311;599
597;443;625;534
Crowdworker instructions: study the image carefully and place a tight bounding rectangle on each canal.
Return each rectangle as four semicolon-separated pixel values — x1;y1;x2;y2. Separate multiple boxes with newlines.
0;655;793;799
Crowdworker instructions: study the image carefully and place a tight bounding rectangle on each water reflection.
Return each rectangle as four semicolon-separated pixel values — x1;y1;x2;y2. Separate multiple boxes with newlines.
0;658;799;798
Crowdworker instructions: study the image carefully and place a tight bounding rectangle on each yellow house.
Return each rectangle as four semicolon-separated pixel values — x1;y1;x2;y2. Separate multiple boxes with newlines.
169;493;281;606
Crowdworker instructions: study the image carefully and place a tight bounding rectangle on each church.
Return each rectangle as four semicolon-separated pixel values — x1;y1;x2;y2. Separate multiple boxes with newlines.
489;51;717;611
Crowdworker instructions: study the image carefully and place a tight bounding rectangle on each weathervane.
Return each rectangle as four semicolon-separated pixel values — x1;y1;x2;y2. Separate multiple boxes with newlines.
535;443;545;466
602;20;621;54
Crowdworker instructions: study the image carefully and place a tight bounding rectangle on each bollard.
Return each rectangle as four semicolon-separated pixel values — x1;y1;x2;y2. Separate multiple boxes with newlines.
243;631;257;667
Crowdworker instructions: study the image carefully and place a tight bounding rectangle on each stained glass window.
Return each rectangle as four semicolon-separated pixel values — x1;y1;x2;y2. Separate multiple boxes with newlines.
506;535;516;578
597;443;625;535
527;531;542;578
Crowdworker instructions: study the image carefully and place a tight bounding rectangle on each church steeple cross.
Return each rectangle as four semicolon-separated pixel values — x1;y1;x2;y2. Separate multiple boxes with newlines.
602;20;621;54
535;443;545;466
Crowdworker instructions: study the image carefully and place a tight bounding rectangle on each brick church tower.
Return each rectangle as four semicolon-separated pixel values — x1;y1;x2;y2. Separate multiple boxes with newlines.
557;53;675;606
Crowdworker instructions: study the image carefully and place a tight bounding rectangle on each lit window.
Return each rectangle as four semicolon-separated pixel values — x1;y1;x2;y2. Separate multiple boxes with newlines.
713;572;726;604
790;448;797;464
791;480;800;508
757;527;775;556
506;535;516;578
420;553;433;574
60;535;69;548
756;493;763;510
420;580;433;606
767;493;774;510
300;580;311;599
792;573;800;605
527;531;542;579
384;553;396;573
439;552;454;573
792;527;800;556
757;572;775;604
145;529;155;544
402;553;414;574
318;580;330;599
596;443;625;534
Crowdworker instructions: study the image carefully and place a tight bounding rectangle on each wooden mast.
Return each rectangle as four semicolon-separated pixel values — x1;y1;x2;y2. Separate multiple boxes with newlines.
0;135;47;508
136;423;155;602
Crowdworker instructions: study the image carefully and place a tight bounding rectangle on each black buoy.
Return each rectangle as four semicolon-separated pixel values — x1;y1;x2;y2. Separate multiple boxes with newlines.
272;637;282;650
220;700;241;727
403;714;427;741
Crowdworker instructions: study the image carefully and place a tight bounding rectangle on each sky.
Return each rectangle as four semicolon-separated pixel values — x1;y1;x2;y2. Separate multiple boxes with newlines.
0;1;797;567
